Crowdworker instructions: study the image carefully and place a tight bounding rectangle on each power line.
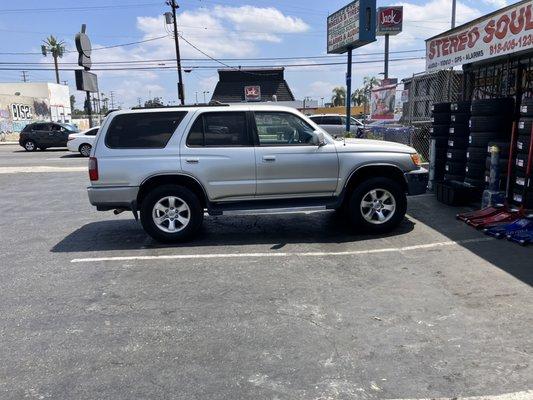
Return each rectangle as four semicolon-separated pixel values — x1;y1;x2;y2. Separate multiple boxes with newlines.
0;3;162;14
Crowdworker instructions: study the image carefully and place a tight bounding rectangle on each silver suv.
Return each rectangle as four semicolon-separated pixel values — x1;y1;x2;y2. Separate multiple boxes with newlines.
87;105;427;242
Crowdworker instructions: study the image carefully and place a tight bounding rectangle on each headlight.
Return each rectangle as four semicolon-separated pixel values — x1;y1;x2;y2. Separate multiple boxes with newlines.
410;153;422;167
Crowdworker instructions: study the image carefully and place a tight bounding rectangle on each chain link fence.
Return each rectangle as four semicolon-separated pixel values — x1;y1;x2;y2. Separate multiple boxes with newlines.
400;70;464;161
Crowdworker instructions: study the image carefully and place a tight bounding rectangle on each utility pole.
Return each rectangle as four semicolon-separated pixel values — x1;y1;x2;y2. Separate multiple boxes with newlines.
451;0;456;29
166;0;185;105
345;48;353;133
110;91;116;109
21;71;28;82
384;34;390;79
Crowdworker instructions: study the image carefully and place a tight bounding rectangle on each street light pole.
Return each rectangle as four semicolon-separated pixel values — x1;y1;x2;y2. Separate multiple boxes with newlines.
167;0;185;105
451;0;456;29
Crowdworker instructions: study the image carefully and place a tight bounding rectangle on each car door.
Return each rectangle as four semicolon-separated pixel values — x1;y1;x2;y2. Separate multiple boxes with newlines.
32;123;52;147
253;111;339;197
181;111;256;201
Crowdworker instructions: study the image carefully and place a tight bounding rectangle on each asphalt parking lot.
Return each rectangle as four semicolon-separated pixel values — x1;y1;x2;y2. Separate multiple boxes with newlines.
0;144;532;400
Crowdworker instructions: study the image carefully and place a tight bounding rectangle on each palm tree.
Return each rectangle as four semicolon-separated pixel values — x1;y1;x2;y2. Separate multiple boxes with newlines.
362;76;380;114
331;87;346;107
351;88;367;106
42;35;65;84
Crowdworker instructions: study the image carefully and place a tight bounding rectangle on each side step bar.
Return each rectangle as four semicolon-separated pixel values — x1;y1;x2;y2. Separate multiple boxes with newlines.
207;196;342;215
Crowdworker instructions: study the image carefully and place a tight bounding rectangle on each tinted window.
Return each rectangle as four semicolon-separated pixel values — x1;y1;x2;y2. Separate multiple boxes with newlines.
309;116;322;124
255;112;316;146
31;123;49;131
85;128;99;136
321;116;342;125
186;112;250;147
106;111;186;149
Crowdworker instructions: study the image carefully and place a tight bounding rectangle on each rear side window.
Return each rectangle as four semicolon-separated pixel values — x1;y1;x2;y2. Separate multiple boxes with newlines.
85;128;99;136
186;112;250;147
105;111;186;149
322;116;342;125
309;116;322;124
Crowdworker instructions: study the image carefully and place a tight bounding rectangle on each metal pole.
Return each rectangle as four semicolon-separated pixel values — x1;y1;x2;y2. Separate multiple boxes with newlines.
384;34;390;80
346;48;353;133
86;91;93;128
169;0;185;105
451;0;456;29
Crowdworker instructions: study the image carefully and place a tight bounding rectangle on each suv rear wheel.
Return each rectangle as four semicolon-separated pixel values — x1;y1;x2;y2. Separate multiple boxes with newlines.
140;185;203;243
348;177;407;233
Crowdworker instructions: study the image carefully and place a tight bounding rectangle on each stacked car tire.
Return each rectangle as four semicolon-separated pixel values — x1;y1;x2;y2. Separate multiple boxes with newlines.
511;98;533;209
444;101;471;182
464;98;514;188
430;102;451;182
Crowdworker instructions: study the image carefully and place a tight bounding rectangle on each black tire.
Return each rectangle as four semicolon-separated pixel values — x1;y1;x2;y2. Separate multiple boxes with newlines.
432;113;451;124
471;98;514;116
516;135;531;152
469;132;508;147
23;139;37;152
449;123;470;137
465;163;487;179
464;177;485;188
347;177;407;234
514;171;532;189
433;136;450;148
447;136;469;149
445;160;466;174
466;147;487;161
446;148;467;161
432;102;451;113
515;153;529;171
444;173;464;182
518;118;533;135
512;186;533;209
79;143;92;157
430;125;450;138
140;185;204;243
450;113;470;124
520;97;533;116
470;116;511;133
451;101;471;113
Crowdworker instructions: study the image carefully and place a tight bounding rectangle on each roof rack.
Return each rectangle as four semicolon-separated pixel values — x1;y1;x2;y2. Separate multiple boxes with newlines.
131;101;229;110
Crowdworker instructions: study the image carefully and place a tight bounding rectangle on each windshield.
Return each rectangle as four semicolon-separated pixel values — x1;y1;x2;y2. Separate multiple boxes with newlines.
60;123;80;132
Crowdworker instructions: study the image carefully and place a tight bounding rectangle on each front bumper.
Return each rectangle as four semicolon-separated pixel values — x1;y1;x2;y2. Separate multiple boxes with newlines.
405;168;428;196
87;186;139;210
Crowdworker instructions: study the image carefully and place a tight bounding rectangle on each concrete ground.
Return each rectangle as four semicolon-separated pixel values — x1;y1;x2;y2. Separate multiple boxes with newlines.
0;145;531;400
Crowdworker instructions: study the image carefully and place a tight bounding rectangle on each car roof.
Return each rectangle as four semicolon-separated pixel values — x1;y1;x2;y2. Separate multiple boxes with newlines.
109;104;303;116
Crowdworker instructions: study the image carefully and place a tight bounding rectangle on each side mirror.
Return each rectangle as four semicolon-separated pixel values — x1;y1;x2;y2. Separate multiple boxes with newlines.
316;131;326;147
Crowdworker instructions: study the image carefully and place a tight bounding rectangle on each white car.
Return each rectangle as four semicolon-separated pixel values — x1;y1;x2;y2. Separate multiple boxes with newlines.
67;126;99;157
308;114;365;137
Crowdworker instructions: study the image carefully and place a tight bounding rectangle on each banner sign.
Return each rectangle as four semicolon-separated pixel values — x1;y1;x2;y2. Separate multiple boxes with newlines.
377;6;403;36
371;82;397;120
427;1;533;72
244;85;261;101
327;0;376;54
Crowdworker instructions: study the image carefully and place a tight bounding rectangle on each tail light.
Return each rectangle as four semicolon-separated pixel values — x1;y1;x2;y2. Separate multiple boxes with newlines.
88;157;99;181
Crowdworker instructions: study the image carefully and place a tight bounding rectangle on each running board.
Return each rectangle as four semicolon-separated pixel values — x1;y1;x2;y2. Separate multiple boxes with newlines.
207;196;341;215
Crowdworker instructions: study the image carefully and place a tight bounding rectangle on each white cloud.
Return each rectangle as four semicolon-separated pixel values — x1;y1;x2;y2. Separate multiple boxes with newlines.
482;0;508;8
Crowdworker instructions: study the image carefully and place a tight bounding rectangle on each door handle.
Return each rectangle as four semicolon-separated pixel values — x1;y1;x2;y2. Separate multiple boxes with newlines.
185;158;199;164
262;155;276;162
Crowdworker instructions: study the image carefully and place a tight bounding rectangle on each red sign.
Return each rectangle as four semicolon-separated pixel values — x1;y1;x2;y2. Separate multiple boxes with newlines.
427;2;533;72
244;85;261;101
377;6;403;36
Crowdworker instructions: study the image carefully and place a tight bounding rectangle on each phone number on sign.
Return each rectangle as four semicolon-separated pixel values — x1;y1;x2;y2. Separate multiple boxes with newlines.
490;34;533;55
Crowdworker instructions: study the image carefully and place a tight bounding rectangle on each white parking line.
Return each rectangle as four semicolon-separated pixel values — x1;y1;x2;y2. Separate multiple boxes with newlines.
392;390;533;400
71;237;493;263
0;166;86;174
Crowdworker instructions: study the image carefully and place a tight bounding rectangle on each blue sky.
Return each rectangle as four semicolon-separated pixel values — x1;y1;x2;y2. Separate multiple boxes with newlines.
0;0;508;108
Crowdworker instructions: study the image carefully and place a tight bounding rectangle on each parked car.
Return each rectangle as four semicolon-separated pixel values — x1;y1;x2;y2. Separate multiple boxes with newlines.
67;126;100;157
19;122;80;151
308;114;364;137
363;120;415;145
87;105;427;243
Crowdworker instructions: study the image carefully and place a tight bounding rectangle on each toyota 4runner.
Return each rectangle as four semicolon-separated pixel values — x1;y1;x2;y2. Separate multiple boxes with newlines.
87;105;427;242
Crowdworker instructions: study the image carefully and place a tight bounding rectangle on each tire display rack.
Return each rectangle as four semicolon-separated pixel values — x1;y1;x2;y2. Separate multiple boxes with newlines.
445;101;471;182
430;102;451;183
511;98;533;209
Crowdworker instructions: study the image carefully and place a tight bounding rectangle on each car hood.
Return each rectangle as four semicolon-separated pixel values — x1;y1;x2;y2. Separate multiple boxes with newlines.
334;138;416;154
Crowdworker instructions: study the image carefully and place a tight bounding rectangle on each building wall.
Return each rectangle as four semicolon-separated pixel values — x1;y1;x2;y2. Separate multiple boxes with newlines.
0;82;71;123
0;94;51;134
306;106;365;116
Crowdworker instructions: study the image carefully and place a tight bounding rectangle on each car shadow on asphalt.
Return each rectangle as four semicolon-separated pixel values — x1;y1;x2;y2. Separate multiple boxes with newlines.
51;211;416;253
407;195;533;286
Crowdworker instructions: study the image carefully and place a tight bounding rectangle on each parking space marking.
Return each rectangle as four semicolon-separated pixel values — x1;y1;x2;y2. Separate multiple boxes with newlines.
392;390;533;400
71;237;493;263
0;166;86;174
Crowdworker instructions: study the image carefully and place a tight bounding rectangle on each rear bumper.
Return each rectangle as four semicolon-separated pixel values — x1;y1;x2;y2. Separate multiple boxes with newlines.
405;168;428;196
87;186;139;210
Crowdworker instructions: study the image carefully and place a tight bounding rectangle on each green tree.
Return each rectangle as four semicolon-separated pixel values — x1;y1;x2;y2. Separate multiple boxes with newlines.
351;88;367;106
70;95;75;110
42;35;65;84
331;87;346;107
144;97;164;108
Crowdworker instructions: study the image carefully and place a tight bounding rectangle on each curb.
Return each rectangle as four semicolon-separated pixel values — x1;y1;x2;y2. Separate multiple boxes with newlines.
0;142;18;145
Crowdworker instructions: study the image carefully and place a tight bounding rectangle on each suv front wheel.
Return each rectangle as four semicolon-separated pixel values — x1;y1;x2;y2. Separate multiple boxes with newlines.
140;185;204;243
348;177;407;234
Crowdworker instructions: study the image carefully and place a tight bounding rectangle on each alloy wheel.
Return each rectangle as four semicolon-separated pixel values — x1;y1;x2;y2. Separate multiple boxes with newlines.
152;196;191;233
360;188;396;225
